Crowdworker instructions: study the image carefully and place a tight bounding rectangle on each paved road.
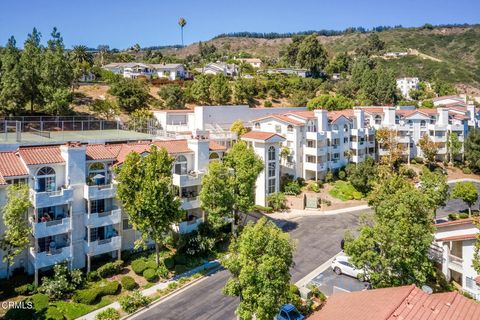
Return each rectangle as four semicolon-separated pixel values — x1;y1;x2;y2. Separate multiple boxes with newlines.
134;211;364;320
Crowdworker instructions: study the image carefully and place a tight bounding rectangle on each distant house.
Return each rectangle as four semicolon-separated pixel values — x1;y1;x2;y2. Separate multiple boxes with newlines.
235;58;262;68
269;68;311;78
78;72;96;82
150;63;188;80
396;77;420;99
433;95;467;107
196;62;238;77
384;51;408;58
331;73;342;81
102;62;155;79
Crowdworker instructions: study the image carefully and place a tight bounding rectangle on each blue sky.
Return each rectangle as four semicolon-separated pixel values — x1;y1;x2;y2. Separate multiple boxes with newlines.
0;0;478;49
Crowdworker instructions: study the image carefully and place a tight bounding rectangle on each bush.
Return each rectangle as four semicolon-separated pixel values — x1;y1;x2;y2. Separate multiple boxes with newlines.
459;213;469;219
46;307;64;320
413;157;424;164
325;170;334;183
157;265;169;279
338;170;346;180
73;281;120;305
31;293;49;311
119;290;150;314
164;257;175;270
96;308;120;320
97;260;123;278
143;269;158;282
174;254;187;265
39;264;83;300
131;259;147;275
448;213;458;221
253;205;274;213
174;264;187;275
145;260;158;270
87;271;100;282
264;100;272;108
329;181;363;201
400;166;417;179
463;167;472;174
14;283;35;296
121;276;137;291
307;182;322;193
266;192;287;211
284;181;302;195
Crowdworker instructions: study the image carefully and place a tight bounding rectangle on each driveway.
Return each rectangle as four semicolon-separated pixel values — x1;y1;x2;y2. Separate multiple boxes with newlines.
310;268;369;296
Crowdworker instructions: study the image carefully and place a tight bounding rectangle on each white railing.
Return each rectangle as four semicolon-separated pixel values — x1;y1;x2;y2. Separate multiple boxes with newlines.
84;209;122;227
173;172;204;187
30;246;72;269
173;218;204;234
30;187;74;208
84;183;116;200
180;197;201;210
448;254;463;272
84;235;121;255
31;217;71;238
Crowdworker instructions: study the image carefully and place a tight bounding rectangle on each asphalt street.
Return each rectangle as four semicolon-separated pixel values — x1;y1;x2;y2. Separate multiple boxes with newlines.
436;182;480;219
133;211;366;320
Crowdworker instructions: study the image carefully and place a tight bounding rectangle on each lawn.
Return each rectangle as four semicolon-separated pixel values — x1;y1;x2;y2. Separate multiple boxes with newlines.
328;181;363;201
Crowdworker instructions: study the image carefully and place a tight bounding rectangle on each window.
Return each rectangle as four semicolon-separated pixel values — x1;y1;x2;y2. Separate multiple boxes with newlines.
395;115;400;124
307;140;315;148
343;124;349;132
268;146;276;161
430;116;436;124
307;121;316;132
306;156;316;163
88;162;107;185
332;124;338;130
267;179;276;194
287;125;293;132
174;155;188;175
254;122;260;129
275;125;281;133
209;152;219;161
35;167;56;192
91;199;105;214
268;162;276;178
407;120;413;128
344;137;348;143
420;120;426;128
123;218;133;230
374;115;382;125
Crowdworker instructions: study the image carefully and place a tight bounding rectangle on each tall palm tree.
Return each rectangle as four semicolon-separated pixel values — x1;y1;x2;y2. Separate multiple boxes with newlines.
178;17;187;47
70;45;93;65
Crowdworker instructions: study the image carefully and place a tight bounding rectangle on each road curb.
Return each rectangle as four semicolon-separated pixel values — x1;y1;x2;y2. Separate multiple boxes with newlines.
295;251;343;288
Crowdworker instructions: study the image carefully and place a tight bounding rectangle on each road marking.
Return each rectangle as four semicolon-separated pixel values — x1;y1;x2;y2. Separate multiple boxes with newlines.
295;251;343;288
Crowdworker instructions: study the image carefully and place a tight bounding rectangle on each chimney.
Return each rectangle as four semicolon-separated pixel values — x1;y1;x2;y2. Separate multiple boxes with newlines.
187;129;210;172
438;108;449;126
353;109;365;129
314;109;328;131
383;107;396;126
60;142;86;185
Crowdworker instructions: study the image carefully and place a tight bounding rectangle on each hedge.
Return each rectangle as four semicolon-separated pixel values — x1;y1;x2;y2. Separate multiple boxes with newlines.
121;276;137;291
174;255;187;265
164;257;175;269
119;290;150;314
174;264;187;275
95;307;120;320
97;260;124;278
73;281;120;305
131;259;147;275
143;269;158;282
145;260;157;270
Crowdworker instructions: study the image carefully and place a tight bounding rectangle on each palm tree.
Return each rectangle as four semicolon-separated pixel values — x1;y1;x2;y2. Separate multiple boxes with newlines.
178;17;187;47
70;45;93;65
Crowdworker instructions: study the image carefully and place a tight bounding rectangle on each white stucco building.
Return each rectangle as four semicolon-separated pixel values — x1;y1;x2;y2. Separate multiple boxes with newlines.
102;63;188;80
396;77;420;99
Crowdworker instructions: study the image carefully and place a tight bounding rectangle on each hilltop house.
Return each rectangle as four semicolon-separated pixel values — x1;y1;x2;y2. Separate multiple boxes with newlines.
396;77;420;99
196;62;239;77
235;58;262;68
102;62;188;80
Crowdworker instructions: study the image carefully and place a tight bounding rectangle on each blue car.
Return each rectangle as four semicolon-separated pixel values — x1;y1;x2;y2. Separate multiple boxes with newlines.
274;304;304;320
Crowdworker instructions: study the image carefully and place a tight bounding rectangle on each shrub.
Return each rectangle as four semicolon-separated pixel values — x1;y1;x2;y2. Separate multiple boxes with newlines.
119;290;150;314
284;181;302;195
164;257;175;270
307;182;322;193
448;213;458;221
157;265;169;279
174;264;187;275
253;205;273;213
174;254;187;265
31;293;49;312
87;271;100;282
338;170;346;180
459;213;469;219
14;283;35;296
73;281;120;305
264;100;272;108
413;157;424;164
96;308;120;320
39;264;83;300
325;170;334;183
329;181;363;201
400;167;417;179
411;159;417;164
97;260;123;278
46;307;64;320
145;260;158;270
267;192;287;211
121;276;137;291
131;259;147;275
463;167;472;174
143;269;158;282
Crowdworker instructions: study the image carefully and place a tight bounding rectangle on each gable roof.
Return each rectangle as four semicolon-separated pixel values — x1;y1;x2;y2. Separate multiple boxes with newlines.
241;131;285;142
284;110;316;119
18;146;65;165
309;284;480;320
86;145;117;161
328;110;354;122
0;152;29;185
253;114;304;126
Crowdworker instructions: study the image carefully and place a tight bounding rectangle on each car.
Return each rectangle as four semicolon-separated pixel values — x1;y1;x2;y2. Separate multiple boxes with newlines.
274;304;304;320
331;255;368;281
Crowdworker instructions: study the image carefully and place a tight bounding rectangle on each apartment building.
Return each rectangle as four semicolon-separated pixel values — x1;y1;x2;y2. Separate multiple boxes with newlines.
434;218;480;300
396;77;420;99
0;133;225;283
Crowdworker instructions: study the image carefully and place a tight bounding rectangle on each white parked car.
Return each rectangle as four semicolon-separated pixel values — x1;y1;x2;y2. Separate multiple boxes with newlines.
331;255;368;281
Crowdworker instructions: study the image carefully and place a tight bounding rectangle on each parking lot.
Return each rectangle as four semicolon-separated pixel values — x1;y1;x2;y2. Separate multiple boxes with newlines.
309;268;369;296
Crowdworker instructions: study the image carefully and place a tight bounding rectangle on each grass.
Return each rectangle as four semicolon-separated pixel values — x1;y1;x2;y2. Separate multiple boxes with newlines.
329;181;363;201
54;295;116;320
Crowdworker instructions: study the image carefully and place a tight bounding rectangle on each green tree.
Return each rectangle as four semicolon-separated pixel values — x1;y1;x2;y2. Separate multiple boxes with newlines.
200;161;234;230
115;146;183;265
266;192;287;211
306;94;354;111
158;84;185;109
41;28;73;92
209;74;231;105
418;134;438;167
465;129;480;172
281;35;304;66
39;264;83;300
421;99;434;108
233;78;256;104
230;120;248;137
347;157;377;194
357;33;385;56
451;182;478;217
42;87;73;115
129;108;153;132
325;52;351;75
447;132;462;164
223;217;295;320
374;67;398;105
224;142;264;233
190;75;211;104
89;99;119;120
20;28;43;113
345;175;435;287
419;168;449;218
108;78;149;113
433;80;456;97
0;36;26;115
70;45;94;85
1;183;31;279
296;33;328;77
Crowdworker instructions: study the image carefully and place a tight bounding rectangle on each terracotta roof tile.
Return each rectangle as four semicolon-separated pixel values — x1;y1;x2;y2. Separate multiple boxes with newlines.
253;114;304;126
328;109;354;122
285;110;316;119
18;146;64;165
437;233;477;242
435;218;476;228
356;107;386;114
86;145;116;161
0;152;28;177
209;141;226;151
241;131;284;141
152;140;193;154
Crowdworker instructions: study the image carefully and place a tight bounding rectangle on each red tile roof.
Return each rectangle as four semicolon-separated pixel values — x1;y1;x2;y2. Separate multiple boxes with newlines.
328;109;354;122
18;146;64;165
152;140;193;154
0;152;28;177
309;284;480;320
253;114;304;126
435;218;476;228
241;131;284;141
285;110;316;119
86;145;116;161
356;107;386;114
107;143;152;164
209;141;226;151
437;233;477;242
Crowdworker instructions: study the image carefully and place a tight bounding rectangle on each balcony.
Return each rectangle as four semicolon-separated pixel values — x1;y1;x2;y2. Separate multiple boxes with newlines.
303;146;327;156
431;135;447;143
428;123;448;131
173;172;204;187
448;254;463;273
352;155;365;163
329;159;342;169
84;184;116;200
31;217;71;238
306;131;327;140
397;135;410;143
173;217;204;234
84;236;121;256
30;246;72;269
84;209;122;228
351;141;366;149
304;162;327;172
180;197;201;210
30;188;74;208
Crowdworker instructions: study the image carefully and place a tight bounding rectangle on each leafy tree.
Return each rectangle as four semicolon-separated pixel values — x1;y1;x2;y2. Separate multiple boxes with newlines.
306;94;354;111
89;99;119;120
0;36;26;115
39;264;83;300
190;74;211;104
345;175;435;287
465;128;480;172
42;87;73;115
421;99;434;108
224;142;264;232
281;35;304;66
115;146;183;265
209;74;231;105
108;78;149;112
357;33;385;56
347;157;377;194
129;108;153;132
419;168;449;218
1;183;31;279
223;217;295;320
451;182;478;217
266;192;286;211
158;84;185;109
200;161;234;230
233;78;256;104
376;127;404;169
447;132;462;164
325;52;351;75
20;28;43;113
230;120;248;137
433;80;456;96
296;33;328;77
418;134;438;166
374;67;398;105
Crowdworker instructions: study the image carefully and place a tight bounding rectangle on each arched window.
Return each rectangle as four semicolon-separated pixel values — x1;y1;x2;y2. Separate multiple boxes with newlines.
287;125;293;132
332;124;338;130
307;121;316;132
430;116;436;124
88;162;107;185
407;120;413;128
448;115;453;124
174;155;188;175
420;120;426;128
343;124;349;132
395;115;400;124
268;146;276;161
254;123;260;130
36;167;56;192
209;152;219;161
374;115;382;125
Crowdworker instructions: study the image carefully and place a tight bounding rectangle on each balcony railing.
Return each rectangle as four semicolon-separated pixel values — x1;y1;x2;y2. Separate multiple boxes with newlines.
448;254;463;272
84;209;122;227
30;217;72;238
180;197;201;210
173;218;204;234
84;235;121;256
30;188;74;208
30;246;72;269
84;183;116;200
173;172;204;187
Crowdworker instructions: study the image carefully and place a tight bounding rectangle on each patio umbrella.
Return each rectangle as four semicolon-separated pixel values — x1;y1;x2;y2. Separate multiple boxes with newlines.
92;174;105;180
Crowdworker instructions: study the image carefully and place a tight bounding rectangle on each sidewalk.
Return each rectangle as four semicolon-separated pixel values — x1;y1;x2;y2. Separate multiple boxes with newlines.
79;260;220;320
267;204;371;220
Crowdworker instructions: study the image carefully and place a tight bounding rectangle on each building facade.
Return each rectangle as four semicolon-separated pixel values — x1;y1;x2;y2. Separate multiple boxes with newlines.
396;77;420;99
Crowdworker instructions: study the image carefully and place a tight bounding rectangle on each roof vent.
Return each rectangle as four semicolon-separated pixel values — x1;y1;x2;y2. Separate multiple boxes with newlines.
421;285;433;294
